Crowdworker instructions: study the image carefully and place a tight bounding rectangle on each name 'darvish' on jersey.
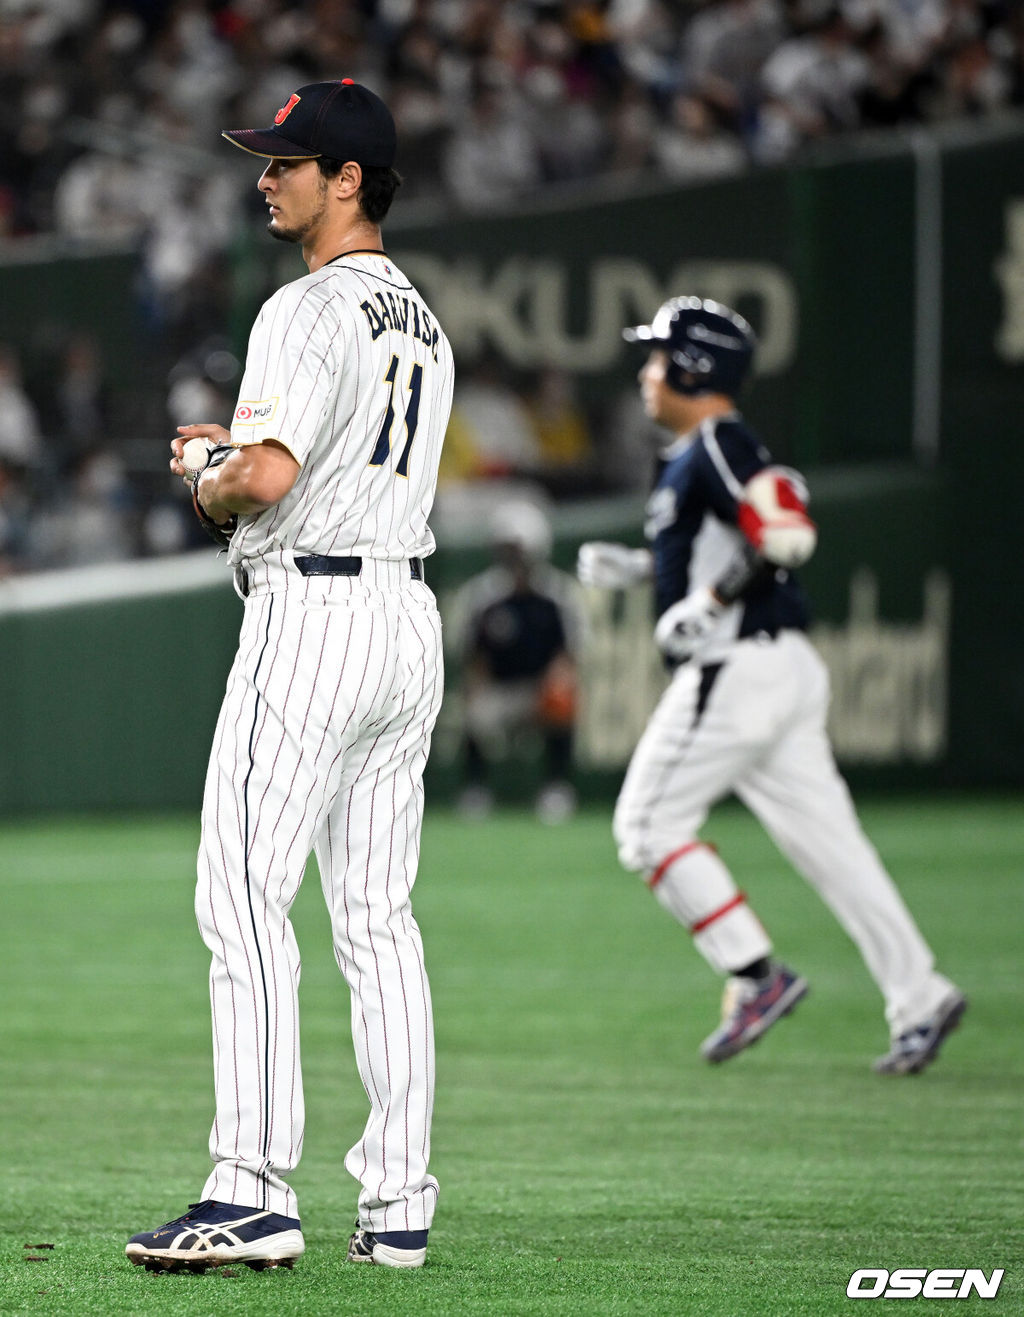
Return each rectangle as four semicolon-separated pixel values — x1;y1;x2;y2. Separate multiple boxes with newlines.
360;292;439;362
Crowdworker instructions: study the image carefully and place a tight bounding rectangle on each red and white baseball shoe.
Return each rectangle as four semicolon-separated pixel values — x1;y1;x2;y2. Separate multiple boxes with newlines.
700;963;809;1063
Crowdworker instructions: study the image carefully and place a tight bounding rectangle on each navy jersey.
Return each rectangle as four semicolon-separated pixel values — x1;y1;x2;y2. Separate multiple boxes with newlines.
645;414;809;642
471;590;568;681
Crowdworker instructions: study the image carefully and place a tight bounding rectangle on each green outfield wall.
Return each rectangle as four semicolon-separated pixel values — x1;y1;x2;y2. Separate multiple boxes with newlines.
0;463;1002;814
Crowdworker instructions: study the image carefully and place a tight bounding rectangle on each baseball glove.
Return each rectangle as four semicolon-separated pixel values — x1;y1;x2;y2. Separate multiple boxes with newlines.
191;445;238;549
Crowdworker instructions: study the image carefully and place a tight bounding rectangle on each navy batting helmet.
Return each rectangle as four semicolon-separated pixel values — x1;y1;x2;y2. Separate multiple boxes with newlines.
623;297;756;397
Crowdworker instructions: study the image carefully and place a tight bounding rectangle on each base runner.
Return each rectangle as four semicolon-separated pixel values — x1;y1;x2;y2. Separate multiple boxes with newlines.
578;297;965;1073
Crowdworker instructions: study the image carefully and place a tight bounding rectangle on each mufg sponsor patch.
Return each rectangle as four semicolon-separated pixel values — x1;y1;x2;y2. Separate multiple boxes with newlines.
234;397;279;425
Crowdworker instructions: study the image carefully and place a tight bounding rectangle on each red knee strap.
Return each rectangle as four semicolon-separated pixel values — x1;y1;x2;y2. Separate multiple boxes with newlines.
647;841;709;889
647;843;746;933
691;891;747;933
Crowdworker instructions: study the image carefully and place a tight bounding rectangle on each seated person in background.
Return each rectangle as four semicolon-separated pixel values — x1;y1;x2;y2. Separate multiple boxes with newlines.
523;367;592;470
439;353;543;483
453;499;582;823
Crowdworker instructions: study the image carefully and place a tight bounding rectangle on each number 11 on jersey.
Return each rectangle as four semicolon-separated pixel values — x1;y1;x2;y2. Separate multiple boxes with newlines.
369;354;423;478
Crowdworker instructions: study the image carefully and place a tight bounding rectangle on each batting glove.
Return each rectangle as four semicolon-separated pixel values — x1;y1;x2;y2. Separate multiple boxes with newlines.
654;587;724;661
577;542;652;588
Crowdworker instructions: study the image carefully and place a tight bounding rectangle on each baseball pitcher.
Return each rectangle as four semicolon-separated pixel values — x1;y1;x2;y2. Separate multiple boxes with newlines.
127;81;453;1273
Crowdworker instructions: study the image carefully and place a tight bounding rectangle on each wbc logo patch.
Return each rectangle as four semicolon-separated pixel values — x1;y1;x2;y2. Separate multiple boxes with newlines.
274;94;300;125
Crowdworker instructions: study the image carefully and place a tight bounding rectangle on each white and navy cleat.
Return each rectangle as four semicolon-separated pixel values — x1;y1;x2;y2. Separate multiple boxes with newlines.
873;991;967;1075
125;1200;304;1272
347;1224;428;1268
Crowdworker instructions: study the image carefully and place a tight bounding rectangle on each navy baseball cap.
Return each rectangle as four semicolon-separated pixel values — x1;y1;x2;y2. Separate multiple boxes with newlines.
222;80;396;167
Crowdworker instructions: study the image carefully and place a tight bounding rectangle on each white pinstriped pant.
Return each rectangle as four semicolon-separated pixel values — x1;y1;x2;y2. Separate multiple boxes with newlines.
195;559;442;1230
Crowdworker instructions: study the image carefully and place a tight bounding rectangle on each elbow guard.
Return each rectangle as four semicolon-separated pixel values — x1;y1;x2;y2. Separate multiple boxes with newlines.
737;466;818;569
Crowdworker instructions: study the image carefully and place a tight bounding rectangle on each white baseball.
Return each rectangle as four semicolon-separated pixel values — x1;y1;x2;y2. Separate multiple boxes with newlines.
181;437;212;477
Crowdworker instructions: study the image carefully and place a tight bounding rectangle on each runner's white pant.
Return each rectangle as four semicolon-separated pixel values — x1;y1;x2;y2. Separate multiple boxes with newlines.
614;630;954;1035
195;560;442;1229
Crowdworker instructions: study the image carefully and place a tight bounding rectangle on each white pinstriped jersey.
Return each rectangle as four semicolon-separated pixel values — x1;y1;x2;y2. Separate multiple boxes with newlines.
226;251;454;568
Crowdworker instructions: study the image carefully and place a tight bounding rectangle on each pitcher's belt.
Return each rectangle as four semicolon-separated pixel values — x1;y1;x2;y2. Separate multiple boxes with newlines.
294;555;423;581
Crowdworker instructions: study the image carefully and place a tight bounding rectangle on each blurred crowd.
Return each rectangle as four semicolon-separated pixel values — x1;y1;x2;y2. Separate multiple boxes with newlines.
1;0;1022;574
4;0;1022;233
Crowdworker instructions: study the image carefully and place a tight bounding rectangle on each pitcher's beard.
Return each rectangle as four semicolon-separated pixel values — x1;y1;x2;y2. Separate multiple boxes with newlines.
267;219;304;243
265;174;329;246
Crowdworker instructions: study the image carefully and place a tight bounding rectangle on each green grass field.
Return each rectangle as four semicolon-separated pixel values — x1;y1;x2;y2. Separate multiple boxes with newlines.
1;798;1020;1315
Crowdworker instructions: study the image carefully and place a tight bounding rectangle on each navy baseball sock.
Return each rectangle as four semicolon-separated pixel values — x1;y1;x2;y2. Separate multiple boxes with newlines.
734;957;771;981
